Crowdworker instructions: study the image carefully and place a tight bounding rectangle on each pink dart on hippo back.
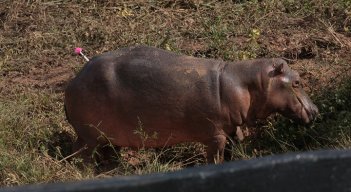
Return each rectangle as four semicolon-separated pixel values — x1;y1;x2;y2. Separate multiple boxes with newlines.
74;47;90;62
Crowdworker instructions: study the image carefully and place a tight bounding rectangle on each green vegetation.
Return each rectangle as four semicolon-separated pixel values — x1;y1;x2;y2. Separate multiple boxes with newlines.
0;0;350;187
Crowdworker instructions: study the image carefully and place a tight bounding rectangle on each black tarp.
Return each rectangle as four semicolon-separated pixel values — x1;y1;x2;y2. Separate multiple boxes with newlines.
1;149;351;192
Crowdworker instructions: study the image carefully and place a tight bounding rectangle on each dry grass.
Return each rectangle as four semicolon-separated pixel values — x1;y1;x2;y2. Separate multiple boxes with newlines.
0;0;351;187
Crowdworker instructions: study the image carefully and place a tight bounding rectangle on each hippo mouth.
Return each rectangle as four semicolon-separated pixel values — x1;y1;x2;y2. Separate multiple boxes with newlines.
299;106;314;124
294;93;319;124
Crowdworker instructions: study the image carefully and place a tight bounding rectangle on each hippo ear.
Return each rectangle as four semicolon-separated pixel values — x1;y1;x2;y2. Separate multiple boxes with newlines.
273;62;284;74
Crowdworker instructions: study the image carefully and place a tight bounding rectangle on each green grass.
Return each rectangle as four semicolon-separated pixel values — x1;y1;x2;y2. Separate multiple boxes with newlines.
0;91;87;186
0;0;350;187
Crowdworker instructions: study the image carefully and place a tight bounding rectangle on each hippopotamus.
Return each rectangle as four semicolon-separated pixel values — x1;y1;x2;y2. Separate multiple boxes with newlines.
64;46;318;163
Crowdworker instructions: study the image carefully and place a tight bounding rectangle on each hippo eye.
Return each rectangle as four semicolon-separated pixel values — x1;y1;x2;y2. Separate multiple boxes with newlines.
292;80;300;88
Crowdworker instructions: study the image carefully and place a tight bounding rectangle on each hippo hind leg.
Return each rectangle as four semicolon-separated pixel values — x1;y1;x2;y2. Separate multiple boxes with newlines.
71;136;94;162
203;135;227;164
97;143;121;163
72;136;121;164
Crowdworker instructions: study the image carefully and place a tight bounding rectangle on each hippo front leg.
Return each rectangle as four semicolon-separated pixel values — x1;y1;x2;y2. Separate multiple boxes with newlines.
235;126;252;141
203;135;227;164
235;126;244;141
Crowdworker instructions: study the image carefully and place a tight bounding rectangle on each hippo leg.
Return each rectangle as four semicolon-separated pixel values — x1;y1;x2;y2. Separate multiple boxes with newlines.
98;144;121;162
235;126;245;141
73;136;121;163
204;135;227;163
72;136;95;162
235;126;253;141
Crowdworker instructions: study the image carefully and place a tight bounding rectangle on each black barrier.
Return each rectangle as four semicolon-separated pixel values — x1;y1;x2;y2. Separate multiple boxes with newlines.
1;149;351;192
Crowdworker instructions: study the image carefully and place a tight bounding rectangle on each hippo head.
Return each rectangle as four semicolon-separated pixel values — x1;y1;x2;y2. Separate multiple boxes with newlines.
263;59;319;124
